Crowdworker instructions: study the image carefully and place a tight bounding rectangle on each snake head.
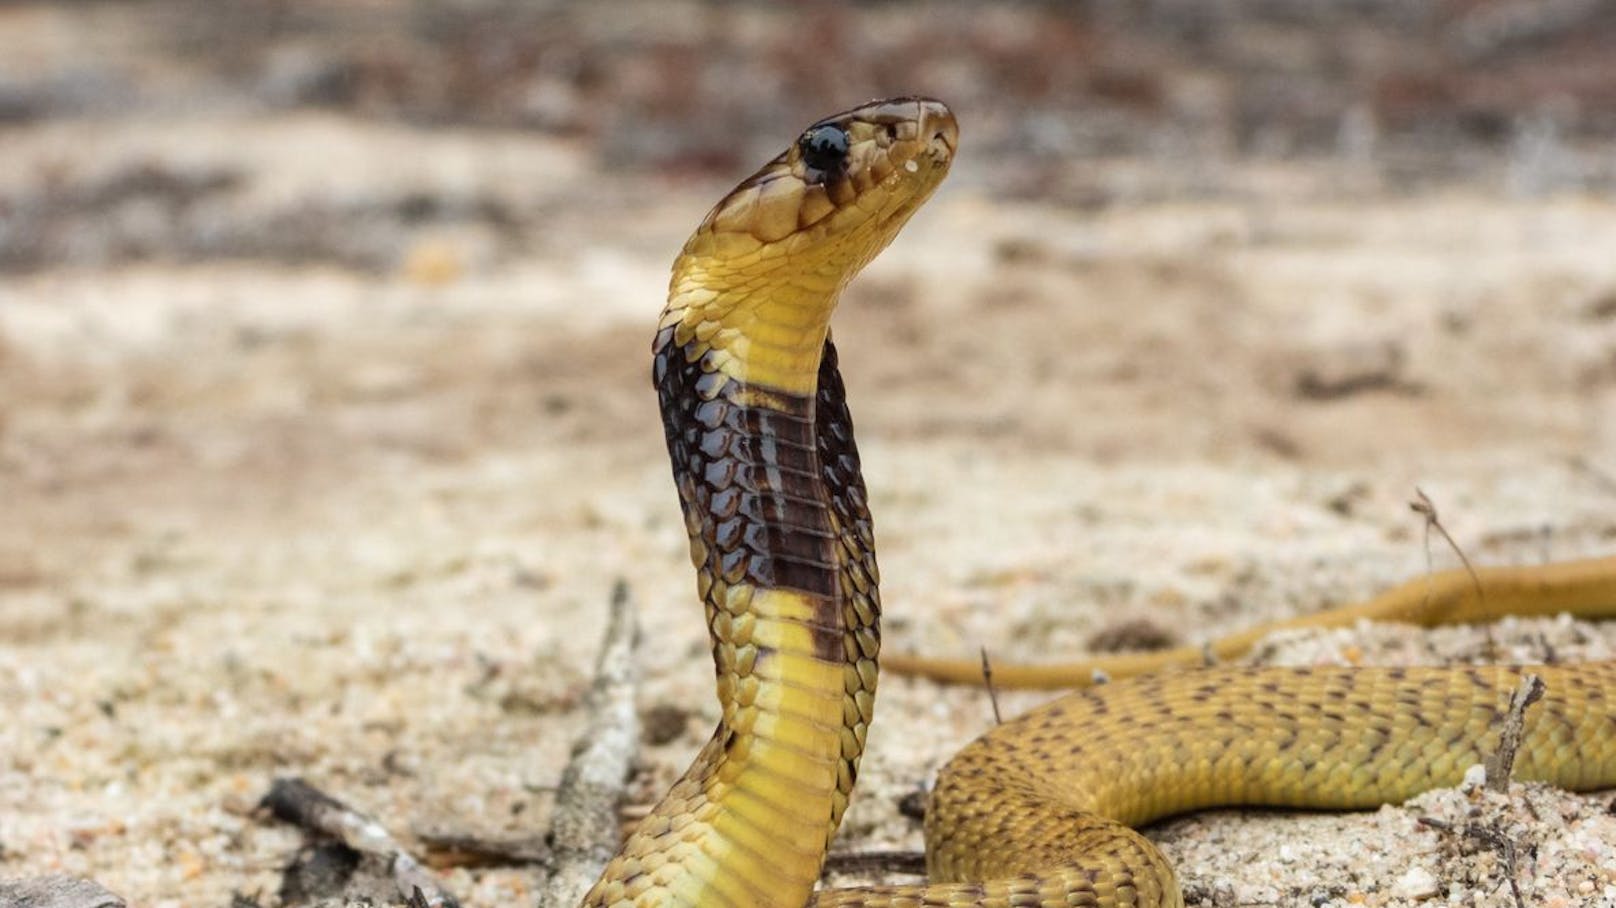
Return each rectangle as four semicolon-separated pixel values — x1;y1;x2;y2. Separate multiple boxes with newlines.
682;97;958;284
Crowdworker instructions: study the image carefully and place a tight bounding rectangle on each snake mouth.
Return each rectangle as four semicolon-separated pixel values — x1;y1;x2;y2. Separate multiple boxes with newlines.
872;102;954;231
922;101;960;157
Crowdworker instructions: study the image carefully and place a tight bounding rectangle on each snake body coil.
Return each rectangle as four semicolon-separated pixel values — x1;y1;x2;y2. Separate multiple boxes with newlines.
582;97;1616;908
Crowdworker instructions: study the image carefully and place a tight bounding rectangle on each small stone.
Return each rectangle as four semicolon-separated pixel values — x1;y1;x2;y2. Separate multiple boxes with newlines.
1392;865;1440;900
1461;763;1488;791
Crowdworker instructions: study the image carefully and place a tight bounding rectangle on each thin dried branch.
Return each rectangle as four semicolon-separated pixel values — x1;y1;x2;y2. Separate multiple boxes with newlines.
417;832;550;869
822;850;928;877
1484;674;1546;793
979;646;1003;725
259;777;459;908
538;579;642;908
1417;818;1526;908
1410;487;1484;604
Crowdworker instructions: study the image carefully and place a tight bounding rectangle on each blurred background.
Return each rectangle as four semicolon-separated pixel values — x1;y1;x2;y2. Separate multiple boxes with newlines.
5;0;1616;273
3;3;1616;906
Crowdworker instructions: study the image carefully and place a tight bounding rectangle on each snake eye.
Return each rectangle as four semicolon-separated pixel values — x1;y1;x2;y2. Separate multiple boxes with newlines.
798;125;850;180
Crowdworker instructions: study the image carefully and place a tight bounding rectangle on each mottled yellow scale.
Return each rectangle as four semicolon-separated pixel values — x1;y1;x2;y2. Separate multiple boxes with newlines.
582;96;1616;908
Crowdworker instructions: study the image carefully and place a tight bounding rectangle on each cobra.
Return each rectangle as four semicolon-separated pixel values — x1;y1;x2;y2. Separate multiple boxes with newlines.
581;97;1616;907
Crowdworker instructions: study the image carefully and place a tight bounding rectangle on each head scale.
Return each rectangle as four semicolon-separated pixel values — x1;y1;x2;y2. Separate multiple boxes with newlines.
677;97;958;290
660;98;956;395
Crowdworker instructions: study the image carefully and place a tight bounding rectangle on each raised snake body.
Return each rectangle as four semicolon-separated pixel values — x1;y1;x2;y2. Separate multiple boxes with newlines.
581;97;1616;908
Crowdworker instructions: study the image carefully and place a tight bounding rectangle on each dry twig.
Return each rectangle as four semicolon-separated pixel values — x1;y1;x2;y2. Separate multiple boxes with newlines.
1410;487;1484;605
1417;818;1527;908
537;579;642;908
1414;674;1547;908
822;850;928;877
417;833;550;869
979;645;1002;725
259;777;460;908
1484;674;1546;793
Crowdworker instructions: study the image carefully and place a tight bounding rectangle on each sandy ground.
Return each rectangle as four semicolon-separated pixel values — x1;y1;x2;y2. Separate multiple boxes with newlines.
3;109;1616;908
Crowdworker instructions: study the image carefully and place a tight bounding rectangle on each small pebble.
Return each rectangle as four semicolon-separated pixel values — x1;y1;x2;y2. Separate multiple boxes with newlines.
1391;865;1440;900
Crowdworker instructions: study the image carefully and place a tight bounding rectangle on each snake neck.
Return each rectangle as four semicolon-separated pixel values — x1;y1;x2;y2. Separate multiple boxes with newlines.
580;281;880;906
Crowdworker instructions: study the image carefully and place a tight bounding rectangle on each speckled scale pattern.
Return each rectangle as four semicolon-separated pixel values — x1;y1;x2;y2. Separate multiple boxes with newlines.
876;663;1616;908
801;663;1616;908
